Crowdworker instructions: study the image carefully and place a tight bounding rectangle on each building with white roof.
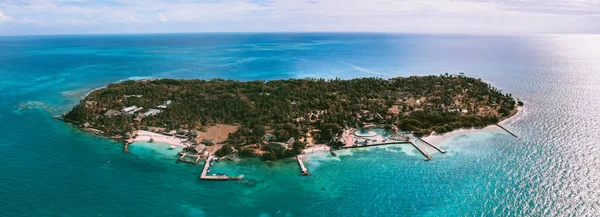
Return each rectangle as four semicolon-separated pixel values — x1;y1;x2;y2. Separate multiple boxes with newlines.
142;109;162;117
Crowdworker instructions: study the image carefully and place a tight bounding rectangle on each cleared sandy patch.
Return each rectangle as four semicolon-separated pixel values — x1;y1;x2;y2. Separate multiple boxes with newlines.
206;144;224;155
196;124;239;144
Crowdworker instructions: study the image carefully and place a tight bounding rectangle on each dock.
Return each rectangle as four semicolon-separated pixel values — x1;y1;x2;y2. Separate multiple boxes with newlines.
123;138;135;153
178;153;202;164
200;155;212;178
338;140;432;160
297;155;311;176
178;153;193;164
416;137;446;153
199;155;243;180
409;141;432;161
194;156;202;164
340;141;412;149
496;124;518;138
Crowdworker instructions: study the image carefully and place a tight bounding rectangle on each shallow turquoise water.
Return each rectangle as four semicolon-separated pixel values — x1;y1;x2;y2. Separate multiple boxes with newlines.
1;33;600;216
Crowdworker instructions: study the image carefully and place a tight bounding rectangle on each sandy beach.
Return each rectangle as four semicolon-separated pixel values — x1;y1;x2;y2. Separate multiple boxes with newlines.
499;105;526;125
422;106;525;145
133;130;189;147
302;144;331;154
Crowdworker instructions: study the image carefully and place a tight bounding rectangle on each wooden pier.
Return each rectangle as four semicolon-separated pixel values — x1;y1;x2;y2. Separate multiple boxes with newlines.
177;153;203;164
199;155;243;180
178;153;195;164
297;155;311;176
416;137;446;154
340;141;411;149
409;141;432;161
338;141;432;160
123;142;130;153
496;124;518;138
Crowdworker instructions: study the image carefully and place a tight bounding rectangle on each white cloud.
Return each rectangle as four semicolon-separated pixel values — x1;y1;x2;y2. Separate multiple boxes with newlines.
58;18;96;26
0;12;13;22
22;17;48;26
157;12;169;22
1;0;600;34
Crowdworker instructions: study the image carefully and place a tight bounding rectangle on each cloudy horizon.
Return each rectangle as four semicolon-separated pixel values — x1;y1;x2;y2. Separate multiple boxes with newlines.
1;0;599;35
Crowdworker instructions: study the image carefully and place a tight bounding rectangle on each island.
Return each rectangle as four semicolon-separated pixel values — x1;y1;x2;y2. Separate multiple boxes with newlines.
62;74;521;166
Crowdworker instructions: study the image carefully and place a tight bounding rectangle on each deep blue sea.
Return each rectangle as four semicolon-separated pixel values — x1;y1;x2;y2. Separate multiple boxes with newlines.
1;33;600;216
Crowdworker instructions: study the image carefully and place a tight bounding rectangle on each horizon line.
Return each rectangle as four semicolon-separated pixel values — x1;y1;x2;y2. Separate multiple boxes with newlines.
1;31;596;37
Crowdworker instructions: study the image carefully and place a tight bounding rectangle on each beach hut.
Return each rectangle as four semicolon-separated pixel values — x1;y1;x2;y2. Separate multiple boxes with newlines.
189;129;199;138
163;130;176;136
201;139;215;146
122;106;138;113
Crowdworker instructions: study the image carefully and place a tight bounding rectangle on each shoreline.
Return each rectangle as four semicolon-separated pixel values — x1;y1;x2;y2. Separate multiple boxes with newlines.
132;130;189;148
60;105;524;161
302;144;331;154
82;76;157;98
422;105;524;146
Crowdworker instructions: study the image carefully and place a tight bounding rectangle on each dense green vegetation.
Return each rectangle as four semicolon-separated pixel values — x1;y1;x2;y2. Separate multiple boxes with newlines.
214;144;234;157
65;75;519;159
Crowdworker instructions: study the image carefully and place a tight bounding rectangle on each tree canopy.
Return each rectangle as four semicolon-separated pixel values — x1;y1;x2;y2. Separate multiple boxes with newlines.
65;75;518;148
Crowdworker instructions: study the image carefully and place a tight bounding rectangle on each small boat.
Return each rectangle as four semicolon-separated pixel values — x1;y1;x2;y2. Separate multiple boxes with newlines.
168;145;176;149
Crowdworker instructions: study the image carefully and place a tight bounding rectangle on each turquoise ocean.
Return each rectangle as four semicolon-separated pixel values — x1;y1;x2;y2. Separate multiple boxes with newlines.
1;33;599;216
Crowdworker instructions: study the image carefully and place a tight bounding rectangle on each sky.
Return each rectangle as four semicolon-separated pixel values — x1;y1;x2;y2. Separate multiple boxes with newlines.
0;0;599;35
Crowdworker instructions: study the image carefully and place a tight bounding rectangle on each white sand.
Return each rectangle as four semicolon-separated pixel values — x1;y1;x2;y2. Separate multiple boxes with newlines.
422;106;525;145
302;145;331;154
499;105;526;125
421;126;498;146
133;130;188;147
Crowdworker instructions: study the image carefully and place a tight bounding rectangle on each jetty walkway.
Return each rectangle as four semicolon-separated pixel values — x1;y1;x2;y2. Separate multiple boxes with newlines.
496;124;519;138
296;155;311;176
340;140;411;149
415;137;446;154
409;141;432;161
339;140;432;161
178;153;202;164
199;155;243;181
